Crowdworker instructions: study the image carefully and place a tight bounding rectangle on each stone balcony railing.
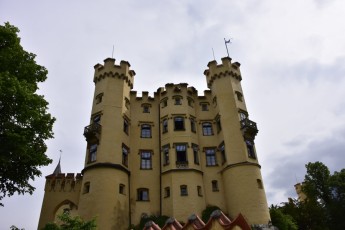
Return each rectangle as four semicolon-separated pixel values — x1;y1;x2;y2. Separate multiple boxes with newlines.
83;123;102;142
240;118;258;140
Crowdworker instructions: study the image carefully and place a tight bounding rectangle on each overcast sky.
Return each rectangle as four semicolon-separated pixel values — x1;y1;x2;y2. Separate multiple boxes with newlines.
1;0;345;229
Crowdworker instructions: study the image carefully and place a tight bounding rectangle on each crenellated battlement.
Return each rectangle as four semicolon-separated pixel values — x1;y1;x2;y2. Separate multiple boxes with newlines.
93;58;135;88
45;173;83;192
204;57;242;88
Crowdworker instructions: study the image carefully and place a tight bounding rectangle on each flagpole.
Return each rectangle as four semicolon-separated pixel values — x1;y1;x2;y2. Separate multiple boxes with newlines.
224;38;230;57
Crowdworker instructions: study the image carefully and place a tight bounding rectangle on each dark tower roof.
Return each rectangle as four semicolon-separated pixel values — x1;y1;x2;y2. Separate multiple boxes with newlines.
52;158;61;176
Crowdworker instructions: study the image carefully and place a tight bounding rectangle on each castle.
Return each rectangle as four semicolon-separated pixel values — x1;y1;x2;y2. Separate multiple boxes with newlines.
38;56;271;229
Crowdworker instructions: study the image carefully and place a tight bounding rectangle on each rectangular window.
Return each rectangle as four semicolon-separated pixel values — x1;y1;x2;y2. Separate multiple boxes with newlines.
176;144;187;163
190;118;196;133
89;144;97;162
161;98;168;108
188;98;194;107
205;148;217;166
122;144;129;167
93;115;101;124
246;140;256;159
141;124;151;138
162;145;170;165
202;122;213;136
197;186;202;196
180;185;188;196
212;180;219;192
95;93;103;104
143;106;150;113
216;117;222;132
175;97;182;105
137;188;149;201
119;184;125;195
164;187;170;198
235;91;243;101
162;119;168;133
257;179;263;189
201;103;208;111
123;118;129;134
174;117;185;131
192;144;199;165
219;143;226;164
83;182;90;194
140;151;152;169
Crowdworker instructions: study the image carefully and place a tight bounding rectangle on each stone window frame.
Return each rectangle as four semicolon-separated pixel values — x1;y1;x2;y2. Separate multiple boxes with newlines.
139;150;153;170
137;188;149;201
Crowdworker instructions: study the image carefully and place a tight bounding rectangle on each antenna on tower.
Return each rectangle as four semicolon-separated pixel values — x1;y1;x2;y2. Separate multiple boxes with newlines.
112;45;114;58
224;37;232;57
212;48;216;61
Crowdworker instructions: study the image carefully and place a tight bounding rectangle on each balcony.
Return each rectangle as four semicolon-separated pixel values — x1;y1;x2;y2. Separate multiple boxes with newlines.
83;123;101;142
240;118;258;140
176;161;189;169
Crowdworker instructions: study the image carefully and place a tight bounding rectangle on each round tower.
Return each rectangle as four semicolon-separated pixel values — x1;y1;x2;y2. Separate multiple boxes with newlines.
78;58;135;230
204;57;270;225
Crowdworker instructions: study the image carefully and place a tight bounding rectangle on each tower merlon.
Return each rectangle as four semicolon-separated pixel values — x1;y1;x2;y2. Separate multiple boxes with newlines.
204;57;242;88
93;58;135;88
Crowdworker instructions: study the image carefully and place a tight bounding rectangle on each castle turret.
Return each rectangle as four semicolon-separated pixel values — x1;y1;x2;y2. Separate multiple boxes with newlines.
78;58;135;229
38;161;82;229
204;57;270;224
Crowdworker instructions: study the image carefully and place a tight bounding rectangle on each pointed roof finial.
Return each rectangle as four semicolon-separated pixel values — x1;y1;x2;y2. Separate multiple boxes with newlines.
53;150;62;176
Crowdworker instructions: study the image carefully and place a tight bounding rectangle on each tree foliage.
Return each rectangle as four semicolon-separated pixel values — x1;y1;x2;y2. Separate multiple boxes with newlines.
0;22;55;205
274;162;345;230
41;213;97;230
201;205;221;223
269;205;297;230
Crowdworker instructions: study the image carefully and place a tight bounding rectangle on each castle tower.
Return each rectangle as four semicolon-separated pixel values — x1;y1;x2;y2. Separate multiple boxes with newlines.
38;162;82;229
158;83;206;221
78;58;135;229
204;57;270;224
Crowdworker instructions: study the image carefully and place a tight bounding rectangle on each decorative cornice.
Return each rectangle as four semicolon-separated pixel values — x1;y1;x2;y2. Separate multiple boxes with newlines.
161;168;203;175
221;161;261;173
82;162;130;175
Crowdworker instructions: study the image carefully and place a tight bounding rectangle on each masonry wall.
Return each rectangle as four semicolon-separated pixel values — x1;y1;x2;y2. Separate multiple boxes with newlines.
38;57;270;229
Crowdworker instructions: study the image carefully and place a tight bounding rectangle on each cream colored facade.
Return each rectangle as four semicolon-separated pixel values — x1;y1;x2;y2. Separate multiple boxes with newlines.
38;57;270;230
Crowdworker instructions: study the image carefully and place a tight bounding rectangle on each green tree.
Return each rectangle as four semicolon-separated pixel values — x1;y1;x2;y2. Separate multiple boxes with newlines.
269;204;297;230
201;205;221;223
276;162;345;230
42;213;97;230
0;22;55;206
